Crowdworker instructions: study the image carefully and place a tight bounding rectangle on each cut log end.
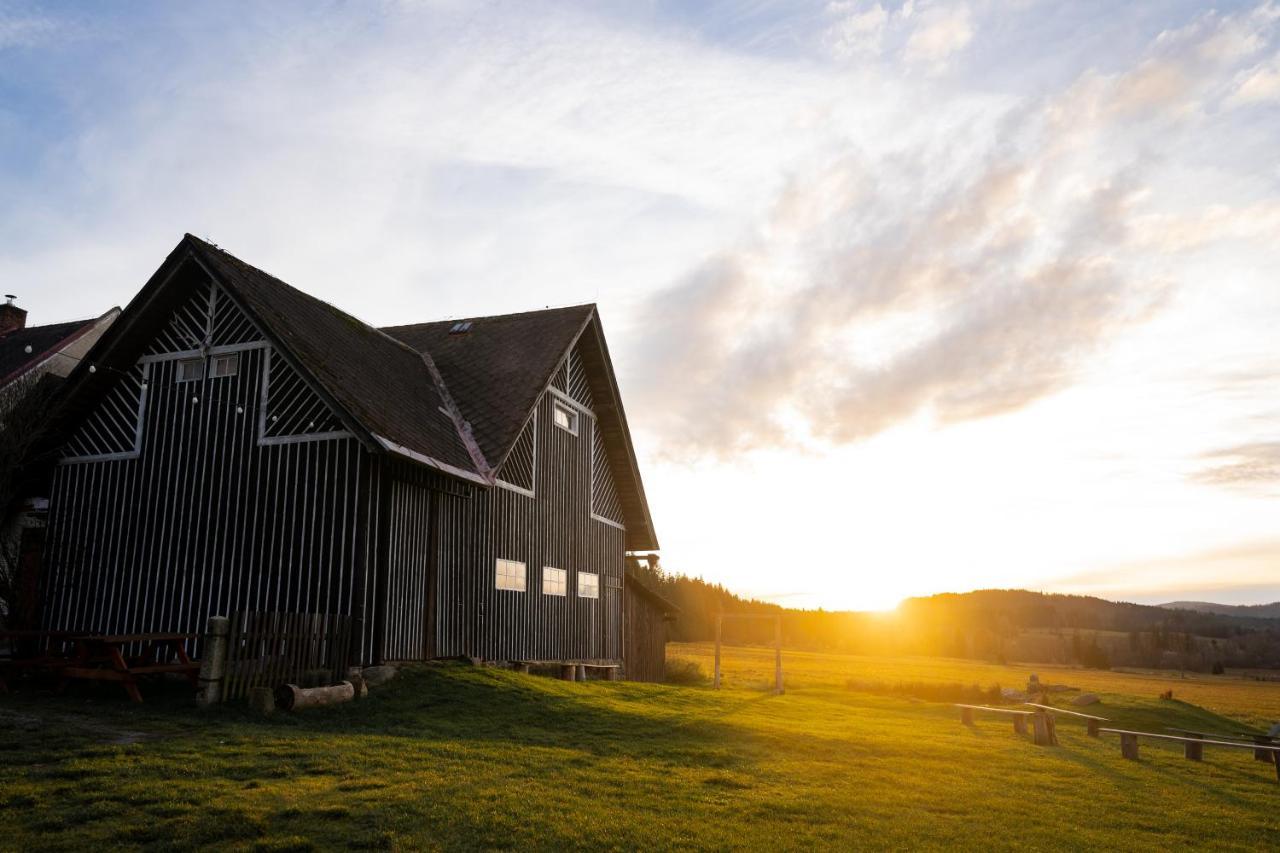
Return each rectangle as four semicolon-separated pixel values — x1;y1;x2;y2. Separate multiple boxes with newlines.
275;681;356;712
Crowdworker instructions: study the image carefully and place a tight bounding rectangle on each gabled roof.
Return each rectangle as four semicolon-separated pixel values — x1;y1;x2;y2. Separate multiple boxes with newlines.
49;235;659;548
383;306;594;469
186;238;480;478
0;311;119;388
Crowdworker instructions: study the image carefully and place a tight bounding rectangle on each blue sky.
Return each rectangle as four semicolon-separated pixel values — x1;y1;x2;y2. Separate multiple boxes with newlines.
4;1;1280;608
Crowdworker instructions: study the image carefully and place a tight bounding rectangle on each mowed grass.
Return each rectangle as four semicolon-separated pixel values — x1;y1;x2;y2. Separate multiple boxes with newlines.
0;645;1275;851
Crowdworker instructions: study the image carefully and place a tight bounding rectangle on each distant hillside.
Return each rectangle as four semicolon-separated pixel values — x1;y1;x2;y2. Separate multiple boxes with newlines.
632;567;1280;672
1160;601;1280;619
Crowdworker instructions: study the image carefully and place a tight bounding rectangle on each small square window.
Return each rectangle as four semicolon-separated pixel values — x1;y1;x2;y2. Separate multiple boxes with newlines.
211;353;240;378
176;358;204;383
578;571;599;599
553;401;578;435
495;558;526;592
542;567;567;597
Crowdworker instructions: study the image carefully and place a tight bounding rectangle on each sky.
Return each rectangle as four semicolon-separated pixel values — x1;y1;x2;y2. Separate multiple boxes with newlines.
3;0;1279;610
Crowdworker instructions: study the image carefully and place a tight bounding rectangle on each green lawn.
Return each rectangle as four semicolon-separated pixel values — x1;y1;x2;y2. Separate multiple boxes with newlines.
1;644;1277;851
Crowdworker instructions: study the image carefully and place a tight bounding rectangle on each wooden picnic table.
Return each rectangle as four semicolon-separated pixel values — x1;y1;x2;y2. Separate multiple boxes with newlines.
60;633;200;703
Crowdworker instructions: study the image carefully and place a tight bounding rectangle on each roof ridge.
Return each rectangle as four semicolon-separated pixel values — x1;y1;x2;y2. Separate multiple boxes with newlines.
184;236;437;361
380;302;596;331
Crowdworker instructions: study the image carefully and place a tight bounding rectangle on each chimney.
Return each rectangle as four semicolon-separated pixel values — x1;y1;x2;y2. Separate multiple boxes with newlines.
0;295;26;335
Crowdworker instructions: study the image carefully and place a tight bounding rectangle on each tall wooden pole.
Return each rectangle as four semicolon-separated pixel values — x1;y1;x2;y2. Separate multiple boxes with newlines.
713;613;722;689
774;616;783;695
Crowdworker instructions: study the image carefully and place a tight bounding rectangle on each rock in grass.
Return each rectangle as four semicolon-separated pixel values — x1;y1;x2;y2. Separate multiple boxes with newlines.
1002;688;1027;701
362;665;398;687
1072;693;1100;706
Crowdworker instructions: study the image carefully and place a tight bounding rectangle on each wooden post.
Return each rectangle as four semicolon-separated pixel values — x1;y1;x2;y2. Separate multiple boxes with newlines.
1184;738;1203;761
515;663;530;675
1088;719;1100;738
1032;711;1058;746
560;664;576;682
713;613;722;689
1253;737;1274;764
773;616;783;695
1013;715;1027;736
1120;733;1140;760
196;615;230;707
960;706;974;725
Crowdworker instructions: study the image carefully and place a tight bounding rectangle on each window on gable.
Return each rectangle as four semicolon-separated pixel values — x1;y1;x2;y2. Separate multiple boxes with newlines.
542;566;567;597
578;571;599;599
495;558;527;592
553;401;578;435
176;358;204;383
211;353;240;378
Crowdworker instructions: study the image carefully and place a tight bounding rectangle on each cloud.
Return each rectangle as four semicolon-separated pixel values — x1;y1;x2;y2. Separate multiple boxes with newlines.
1194;441;1280;491
902;3;973;70
823;2;888;60
627;3;1280;460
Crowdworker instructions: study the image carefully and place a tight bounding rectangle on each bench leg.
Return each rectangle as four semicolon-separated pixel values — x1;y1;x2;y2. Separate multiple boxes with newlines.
1013;716;1027;736
1120;733;1139;760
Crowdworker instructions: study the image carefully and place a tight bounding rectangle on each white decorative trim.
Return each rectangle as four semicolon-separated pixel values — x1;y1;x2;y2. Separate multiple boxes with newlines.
373;433;489;485
548;386;593;418
137;340;267;363
260;430;353;446
590;512;626;531
496;480;535;498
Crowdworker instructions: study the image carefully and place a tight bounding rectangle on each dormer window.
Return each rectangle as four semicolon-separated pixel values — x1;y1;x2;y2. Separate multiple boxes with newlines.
176;358;204;382
553;401;578;435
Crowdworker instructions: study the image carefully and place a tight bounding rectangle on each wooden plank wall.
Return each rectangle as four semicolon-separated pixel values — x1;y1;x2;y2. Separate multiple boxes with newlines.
433;376;626;663
42;284;372;657
622;583;668;682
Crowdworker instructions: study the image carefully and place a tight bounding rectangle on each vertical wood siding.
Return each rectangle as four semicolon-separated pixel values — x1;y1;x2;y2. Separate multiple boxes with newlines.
430;388;625;662
623;583;668;682
42;288;373;657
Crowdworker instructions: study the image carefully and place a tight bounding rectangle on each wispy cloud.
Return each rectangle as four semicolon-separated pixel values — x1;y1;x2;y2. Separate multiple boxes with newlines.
628;2;1280;460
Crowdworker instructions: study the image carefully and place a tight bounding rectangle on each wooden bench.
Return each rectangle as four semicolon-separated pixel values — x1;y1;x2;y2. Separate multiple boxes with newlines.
1024;702;1109;737
1166;727;1277;764
512;660;622;682
957;701;1054;742
1099;728;1280;779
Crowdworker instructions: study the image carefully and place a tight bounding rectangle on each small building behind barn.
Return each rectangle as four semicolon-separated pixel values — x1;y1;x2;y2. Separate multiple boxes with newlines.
623;561;679;683
34;235;662;680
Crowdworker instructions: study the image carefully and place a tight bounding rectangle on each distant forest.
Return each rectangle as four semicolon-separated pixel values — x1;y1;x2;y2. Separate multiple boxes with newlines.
632;565;1280;672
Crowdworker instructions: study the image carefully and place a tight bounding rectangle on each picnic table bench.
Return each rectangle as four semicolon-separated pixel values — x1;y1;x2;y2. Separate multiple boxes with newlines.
1166;727;1277;763
954;703;1047;740
60;633;200;703
1024;702;1109;736
1099;727;1280;779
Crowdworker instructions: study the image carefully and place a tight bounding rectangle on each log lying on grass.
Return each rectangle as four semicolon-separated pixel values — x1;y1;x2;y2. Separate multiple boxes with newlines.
275;680;356;711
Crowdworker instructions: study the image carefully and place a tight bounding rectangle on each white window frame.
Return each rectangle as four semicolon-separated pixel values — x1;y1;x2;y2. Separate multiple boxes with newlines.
578;571;599;600
211;353;240;378
552;400;578;436
176;358;205;383
495;558;527;592
542;566;567;597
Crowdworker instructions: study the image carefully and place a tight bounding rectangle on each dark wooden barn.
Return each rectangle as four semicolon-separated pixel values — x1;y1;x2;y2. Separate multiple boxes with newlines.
36;235;665;678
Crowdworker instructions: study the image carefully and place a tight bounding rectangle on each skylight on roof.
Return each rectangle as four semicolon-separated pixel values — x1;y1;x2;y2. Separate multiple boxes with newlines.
449;321;472;334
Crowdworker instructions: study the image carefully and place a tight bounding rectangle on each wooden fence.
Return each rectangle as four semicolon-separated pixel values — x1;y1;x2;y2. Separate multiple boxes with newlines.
222;611;353;702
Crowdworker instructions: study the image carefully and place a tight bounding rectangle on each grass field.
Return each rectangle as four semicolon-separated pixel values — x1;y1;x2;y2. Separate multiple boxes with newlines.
1;643;1278;851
